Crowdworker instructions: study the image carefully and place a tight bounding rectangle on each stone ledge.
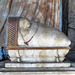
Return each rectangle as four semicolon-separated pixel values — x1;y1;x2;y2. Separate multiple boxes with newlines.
0;61;75;72
5;63;71;68
0;67;75;72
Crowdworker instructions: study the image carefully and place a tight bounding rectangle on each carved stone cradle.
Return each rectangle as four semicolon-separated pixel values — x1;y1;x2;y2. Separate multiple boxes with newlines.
6;17;71;67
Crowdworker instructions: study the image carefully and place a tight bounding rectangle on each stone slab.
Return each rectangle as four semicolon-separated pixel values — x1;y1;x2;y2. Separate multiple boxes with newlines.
1;67;75;72
5;63;71;68
0;72;75;75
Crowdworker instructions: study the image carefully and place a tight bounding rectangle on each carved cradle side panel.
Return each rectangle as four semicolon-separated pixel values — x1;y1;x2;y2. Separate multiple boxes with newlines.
7;17;19;48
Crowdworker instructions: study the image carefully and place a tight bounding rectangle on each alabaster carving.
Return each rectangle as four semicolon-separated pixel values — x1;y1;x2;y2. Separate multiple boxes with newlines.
8;18;71;63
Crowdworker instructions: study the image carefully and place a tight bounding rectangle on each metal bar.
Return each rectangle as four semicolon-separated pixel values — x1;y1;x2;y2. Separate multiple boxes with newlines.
6;46;70;50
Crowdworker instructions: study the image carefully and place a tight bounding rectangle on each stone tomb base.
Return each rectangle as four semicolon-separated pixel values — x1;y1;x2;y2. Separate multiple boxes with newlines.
5;62;71;68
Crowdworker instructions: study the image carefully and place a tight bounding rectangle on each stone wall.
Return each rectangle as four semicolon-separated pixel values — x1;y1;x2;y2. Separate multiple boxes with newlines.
66;0;75;61
68;0;75;50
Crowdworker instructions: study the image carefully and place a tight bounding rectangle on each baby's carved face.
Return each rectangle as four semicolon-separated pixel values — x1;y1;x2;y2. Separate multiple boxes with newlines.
19;18;30;36
19;19;30;29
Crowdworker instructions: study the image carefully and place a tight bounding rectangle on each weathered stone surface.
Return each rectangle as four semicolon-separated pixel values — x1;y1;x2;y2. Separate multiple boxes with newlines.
68;28;75;50
0;71;75;75
0;0;11;32
0;0;61;47
8;19;71;65
64;0;75;61
68;0;75;50
21;0;60;29
0;0;12;46
18;19;71;47
5;63;71;68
